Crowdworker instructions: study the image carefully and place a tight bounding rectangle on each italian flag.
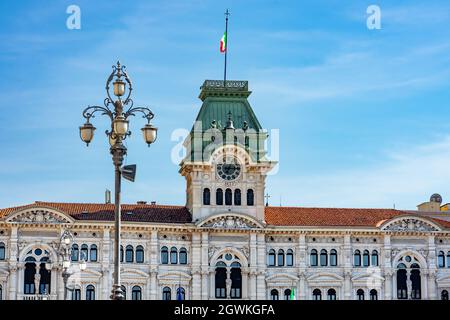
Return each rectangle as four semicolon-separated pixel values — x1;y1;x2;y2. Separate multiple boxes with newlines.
220;32;227;53
290;288;296;300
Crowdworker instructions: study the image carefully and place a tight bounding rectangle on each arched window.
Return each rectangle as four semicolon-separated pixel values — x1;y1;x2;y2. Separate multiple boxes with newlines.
371;250;379;266
136;245;144;263
121;285;127;300
356;289;365;300
0;242;4;260
86;285;95;300
72;288;81;300
81;244;88;263
327;288;337;300
310;249;318;267
179;248;187;264
216;188;223;205
363;250;370;267
370;289;378;300
132;286;142;300
410;264;421;300
397;264;407;299
203;188;211;205
170;247;178;264
438;251;445;268
320;249;328;266
90;244;98;262
24;258;36;294
71;244;79;262
230;261;242;299
177;287;186;300
120;245;124;263
234;189;241;205
284;289;291;300
286;249;294;266
441;290;449;300
162;287;171;300
447;252;450;268
126;245;134;263
268;249;276;266
330;249;338;266
312;289;321;300
247;189;254;206
215;262;227;298
225;188;232;205
354;250;361;267
270;289;279;300
161;246;168;264
278;249;285;266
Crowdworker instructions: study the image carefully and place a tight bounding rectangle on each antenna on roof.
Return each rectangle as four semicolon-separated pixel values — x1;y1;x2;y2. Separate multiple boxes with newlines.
393;203;396;209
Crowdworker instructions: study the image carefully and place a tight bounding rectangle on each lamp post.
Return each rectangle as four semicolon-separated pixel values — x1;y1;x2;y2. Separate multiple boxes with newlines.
46;230;87;300
79;61;158;300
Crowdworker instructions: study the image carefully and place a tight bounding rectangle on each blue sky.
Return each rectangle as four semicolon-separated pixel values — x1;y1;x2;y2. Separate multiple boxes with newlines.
1;0;450;210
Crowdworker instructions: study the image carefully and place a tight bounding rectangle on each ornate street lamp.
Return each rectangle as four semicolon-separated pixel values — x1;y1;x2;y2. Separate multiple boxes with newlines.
79;61;158;300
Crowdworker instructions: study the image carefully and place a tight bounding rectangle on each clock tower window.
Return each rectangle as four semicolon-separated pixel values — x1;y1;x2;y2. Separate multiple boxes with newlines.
247;189;254;206
216;188;224;205
203;188;211;205
225;188;232;205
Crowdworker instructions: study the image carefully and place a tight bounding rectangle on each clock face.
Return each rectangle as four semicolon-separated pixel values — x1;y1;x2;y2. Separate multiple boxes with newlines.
216;158;241;181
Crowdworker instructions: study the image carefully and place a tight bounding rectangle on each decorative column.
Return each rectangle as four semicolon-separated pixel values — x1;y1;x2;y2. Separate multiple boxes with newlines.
343;234;352;300
191;232;202;300
427;269;437;300
298;234;306;300
241;267;249;299
8;226;19;300
256;233;266;299
249;233;257;300
201;232;209;300
427;235;437;300
383;235;392;300
149;230;158;300
101;228;111;300
384;270;393;300
149;269;157;300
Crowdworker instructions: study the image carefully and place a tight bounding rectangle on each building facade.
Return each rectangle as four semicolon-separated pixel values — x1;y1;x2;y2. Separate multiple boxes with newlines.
0;80;449;300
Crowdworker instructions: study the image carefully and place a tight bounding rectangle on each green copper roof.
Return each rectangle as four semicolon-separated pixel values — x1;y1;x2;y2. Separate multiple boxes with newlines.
195;80;262;132
185;80;268;163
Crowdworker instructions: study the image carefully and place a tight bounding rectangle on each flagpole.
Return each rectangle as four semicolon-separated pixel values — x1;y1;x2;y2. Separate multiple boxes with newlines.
224;9;230;86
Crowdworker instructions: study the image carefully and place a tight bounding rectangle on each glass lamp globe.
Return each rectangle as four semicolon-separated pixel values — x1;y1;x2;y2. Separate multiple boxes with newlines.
113;117;129;136
113;79;126;97
79;122;96;145
63;236;71;245
141;123;158;146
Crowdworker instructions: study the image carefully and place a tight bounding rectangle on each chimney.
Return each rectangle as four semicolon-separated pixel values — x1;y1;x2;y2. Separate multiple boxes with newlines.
151;201;156;205
137;201;147;205
105;189;111;204
417;193;442;212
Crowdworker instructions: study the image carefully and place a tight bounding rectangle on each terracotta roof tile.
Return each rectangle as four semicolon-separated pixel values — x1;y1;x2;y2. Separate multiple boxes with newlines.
0;202;448;229
265;206;427;228
0;201;192;224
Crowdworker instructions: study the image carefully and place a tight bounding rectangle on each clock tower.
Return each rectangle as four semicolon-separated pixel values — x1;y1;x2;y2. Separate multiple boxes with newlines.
179;80;276;223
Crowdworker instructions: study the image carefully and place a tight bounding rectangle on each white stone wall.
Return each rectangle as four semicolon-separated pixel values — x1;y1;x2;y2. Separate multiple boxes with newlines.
0;219;449;300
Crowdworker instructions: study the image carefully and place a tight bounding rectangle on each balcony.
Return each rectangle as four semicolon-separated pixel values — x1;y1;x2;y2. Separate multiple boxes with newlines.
18;294;57;300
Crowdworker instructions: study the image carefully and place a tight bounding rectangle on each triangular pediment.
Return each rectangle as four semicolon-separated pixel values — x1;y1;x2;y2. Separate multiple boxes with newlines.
4;206;74;224
197;213;265;229
379;215;441;232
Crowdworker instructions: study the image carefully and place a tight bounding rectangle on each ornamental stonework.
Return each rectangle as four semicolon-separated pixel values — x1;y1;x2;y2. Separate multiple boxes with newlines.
382;218;439;232
7;210;70;224
202;216;258;229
